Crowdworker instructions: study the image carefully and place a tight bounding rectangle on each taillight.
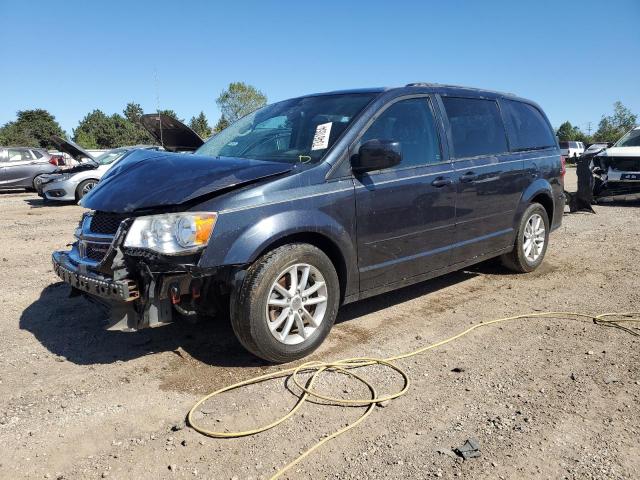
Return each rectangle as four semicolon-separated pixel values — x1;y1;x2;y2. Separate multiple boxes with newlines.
49;158;58;166
560;156;566;178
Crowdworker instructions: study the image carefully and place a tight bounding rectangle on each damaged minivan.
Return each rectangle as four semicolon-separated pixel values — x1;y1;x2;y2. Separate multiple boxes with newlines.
52;84;564;362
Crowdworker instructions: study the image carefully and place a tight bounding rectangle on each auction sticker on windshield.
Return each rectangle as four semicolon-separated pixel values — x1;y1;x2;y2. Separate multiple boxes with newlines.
311;122;332;150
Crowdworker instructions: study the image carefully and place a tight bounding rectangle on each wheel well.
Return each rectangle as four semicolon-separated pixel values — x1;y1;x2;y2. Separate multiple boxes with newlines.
253;233;348;302
531;193;554;224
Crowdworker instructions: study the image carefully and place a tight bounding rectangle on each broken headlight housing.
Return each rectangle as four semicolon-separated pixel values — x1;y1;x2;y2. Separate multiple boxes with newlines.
124;212;217;255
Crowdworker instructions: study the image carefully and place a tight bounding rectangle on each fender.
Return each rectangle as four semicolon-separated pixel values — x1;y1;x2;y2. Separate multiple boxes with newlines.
514;178;555;228
199;203;360;299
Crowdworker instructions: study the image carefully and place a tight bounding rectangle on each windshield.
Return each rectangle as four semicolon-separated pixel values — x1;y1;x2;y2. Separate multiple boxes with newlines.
94;149;128;165
195;93;377;163
615;128;640;147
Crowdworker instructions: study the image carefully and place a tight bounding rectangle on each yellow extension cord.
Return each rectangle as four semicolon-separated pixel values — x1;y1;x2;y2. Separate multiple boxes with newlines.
187;311;640;479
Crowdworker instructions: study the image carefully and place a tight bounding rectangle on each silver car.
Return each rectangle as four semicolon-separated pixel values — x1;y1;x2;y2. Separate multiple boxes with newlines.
40;144;160;201
0;147;57;191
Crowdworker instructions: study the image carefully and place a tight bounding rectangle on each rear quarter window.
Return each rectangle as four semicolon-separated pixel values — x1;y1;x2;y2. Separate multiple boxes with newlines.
442;97;508;158
502;100;556;151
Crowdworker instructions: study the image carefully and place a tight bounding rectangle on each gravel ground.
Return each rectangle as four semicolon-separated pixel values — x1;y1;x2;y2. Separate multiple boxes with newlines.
0;169;639;480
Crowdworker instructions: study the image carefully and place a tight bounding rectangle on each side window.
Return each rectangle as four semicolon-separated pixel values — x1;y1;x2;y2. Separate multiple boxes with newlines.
502;100;556;151
8;148;33;162
442;97;508;158
360;98;441;169
32;149;44;159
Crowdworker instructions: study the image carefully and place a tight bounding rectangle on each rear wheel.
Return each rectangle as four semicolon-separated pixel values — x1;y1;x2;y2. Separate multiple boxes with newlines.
76;179;98;200
31;174;46;192
230;243;340;363
501;203;549;273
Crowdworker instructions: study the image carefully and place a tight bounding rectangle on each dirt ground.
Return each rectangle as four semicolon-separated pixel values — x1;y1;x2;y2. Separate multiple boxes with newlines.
1;169;639;480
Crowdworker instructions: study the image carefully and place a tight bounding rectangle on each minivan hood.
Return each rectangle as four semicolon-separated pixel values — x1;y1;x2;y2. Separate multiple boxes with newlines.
80;150;292;213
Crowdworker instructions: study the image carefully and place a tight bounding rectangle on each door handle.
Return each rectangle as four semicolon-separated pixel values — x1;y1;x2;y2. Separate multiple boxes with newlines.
431;177;452;187
459;171;477;183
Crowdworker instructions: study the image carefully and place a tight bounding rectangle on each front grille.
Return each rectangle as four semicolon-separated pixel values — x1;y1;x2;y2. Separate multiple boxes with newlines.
609;157;640;172
85;242;110;262
90;213;128;235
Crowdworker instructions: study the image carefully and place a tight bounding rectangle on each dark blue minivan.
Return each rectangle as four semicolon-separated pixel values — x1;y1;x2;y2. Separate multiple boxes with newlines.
52;84;564;362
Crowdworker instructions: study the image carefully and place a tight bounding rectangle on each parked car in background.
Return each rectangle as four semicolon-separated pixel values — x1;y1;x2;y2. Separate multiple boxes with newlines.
52;84;564;363
0;146;57;191
40;141;161;201
583;142;609;156
559;141;585;159
591;126;640;191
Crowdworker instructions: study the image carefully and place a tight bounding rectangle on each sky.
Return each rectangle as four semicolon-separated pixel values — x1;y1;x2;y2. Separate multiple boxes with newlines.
1;0;639;135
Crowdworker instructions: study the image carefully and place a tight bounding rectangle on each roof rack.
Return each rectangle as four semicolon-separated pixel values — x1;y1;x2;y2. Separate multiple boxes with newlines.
405;82;516;97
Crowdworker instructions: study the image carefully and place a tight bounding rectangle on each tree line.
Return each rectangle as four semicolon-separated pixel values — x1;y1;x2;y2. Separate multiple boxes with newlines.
1;87;636;150
0;82;267;150
556;101;637;144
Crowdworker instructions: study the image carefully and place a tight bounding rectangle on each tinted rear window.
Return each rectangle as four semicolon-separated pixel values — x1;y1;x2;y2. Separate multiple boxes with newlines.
442;97;508;158
502;100;556;151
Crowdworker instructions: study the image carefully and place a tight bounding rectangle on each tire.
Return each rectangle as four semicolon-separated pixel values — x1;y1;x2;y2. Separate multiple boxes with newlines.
31;174;45;192
230;243;340;363
76;179;98;200
501;203;550;273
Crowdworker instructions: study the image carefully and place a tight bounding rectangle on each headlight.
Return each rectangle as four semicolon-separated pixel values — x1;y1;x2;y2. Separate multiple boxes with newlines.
124;212;217;255
53;173;70;182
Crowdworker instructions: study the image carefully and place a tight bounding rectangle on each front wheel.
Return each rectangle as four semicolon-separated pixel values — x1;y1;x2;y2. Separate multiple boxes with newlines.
230;243;340;363
501;203;550;273
76;179;98;200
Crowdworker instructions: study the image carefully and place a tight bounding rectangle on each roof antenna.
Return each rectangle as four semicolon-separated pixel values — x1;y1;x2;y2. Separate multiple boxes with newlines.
154;68;164;148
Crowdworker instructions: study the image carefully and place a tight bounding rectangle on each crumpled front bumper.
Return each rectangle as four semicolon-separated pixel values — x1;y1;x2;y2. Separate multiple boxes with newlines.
52;250;140;302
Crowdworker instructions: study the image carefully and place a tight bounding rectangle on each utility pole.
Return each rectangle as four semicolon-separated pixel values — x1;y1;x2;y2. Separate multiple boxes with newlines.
586;121;592;136
154;68;163;148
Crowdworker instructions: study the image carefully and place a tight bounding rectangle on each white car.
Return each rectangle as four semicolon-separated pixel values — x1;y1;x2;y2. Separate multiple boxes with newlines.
38;138;161;201
559;141;585;159
593;127;640;185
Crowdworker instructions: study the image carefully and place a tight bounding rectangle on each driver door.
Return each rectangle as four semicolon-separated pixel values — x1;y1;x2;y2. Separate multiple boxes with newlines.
353;96;456;293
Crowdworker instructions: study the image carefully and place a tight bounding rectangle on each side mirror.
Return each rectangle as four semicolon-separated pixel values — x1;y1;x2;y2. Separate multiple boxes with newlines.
351;139;401;173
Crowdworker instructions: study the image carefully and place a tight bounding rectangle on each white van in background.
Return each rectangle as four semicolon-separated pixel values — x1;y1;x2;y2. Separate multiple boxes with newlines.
559;141;585;159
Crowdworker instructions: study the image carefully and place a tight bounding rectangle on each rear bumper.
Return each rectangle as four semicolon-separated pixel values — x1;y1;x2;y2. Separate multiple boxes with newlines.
52;251;140;302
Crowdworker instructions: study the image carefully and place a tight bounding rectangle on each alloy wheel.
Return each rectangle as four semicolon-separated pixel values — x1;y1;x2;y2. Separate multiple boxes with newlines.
82;181;96;196
265;263;328;345
523;213;545;262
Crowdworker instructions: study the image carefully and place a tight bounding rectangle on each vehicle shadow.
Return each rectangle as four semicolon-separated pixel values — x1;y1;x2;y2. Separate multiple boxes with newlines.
336;269;479;323
0;189;31;195
23;198;74;208
595;194;640;207
19;282;261;368
22;266;495;367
